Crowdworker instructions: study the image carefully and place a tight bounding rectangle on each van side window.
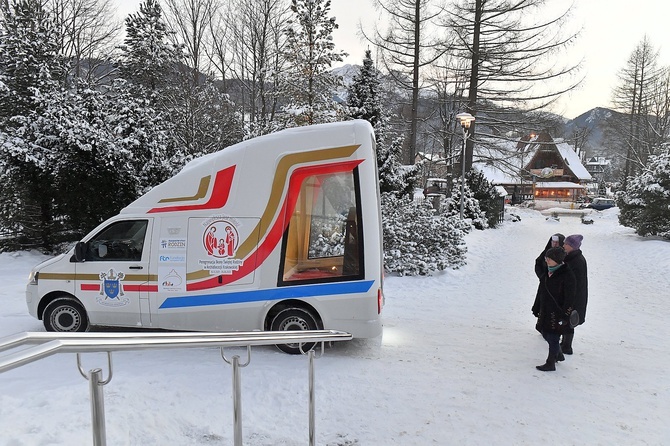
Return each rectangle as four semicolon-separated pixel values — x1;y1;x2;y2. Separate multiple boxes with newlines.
280;170;363;284
85;220;148;262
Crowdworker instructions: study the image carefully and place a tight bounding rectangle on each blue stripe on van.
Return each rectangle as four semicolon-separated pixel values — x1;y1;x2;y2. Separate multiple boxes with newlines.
159;280;375;309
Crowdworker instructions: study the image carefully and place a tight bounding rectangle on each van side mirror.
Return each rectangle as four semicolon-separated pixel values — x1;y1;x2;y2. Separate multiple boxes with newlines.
71;241;86;262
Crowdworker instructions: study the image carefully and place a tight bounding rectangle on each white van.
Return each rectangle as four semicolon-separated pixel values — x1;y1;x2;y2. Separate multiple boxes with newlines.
26;120;384;353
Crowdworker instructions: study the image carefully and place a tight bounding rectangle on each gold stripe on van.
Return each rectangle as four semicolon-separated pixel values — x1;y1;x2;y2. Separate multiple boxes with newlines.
158;175;211;203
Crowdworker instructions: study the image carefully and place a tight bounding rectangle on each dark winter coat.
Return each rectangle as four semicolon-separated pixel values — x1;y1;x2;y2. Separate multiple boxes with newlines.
531;264;577;334
565;249;588;325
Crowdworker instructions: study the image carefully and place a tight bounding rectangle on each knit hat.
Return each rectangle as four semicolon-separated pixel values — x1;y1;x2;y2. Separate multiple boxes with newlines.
545;247;566;264
564;234;583;250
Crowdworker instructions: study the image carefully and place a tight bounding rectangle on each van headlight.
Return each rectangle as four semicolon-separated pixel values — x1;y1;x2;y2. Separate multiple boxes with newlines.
28;271;38;285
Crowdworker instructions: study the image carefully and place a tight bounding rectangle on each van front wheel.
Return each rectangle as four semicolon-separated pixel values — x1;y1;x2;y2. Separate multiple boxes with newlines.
43;298;89;332
270;308;319;354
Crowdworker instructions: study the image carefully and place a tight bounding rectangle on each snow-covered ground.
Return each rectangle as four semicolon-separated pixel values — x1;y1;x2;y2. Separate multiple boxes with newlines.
1;206;669;445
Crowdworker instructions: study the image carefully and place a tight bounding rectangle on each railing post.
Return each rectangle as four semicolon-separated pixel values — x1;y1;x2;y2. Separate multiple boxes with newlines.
77;352;112;446
88;368;107;446
305;342;325;446
221;346;251;446
308;349;315;446
232;355;242;446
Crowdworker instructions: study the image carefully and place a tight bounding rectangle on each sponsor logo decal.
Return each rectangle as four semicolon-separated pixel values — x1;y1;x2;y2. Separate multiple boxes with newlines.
161;268;184;291
160;238;187;250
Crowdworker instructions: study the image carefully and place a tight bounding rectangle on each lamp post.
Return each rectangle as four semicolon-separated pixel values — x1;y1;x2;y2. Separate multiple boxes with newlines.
456;112;475;219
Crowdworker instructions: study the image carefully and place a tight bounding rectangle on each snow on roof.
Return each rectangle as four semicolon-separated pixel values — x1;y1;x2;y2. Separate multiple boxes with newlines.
555;142;592;181
586;157;611;166
473;135;592;185
475;163;521;185
416;151;445;163
494;185;508;197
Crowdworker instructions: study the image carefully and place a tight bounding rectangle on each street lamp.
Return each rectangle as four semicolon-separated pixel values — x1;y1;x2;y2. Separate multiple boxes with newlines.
456;112;475;219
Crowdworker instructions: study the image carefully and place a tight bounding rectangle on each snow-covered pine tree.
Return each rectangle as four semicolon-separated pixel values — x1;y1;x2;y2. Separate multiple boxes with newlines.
281;0;347;126
617;146;670;239
6;89;139;239
443;172;488;230
105;79;177;192
346;50;412;196
0;0;65;124
381;192;467;275
467;168;502;228
0;0;66;250
347;49;383;127
116;0;183;94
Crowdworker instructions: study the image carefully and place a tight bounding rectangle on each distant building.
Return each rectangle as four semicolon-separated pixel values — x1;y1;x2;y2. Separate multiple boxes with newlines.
584;156;612;178
474;131;592;203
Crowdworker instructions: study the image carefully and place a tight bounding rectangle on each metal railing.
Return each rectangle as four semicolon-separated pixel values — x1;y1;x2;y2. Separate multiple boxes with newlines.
0;330;352;446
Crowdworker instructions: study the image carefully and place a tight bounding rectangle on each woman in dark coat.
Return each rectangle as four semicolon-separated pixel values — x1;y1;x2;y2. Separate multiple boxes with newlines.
562;234;588;354
533;234;564;333
532;247;577;372
534;233;565;279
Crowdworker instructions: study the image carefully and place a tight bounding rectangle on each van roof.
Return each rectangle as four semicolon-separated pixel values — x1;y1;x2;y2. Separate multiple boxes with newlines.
121;120;375;216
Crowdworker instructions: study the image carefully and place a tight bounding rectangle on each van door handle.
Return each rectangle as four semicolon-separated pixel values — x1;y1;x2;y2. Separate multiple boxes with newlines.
129;265;143;270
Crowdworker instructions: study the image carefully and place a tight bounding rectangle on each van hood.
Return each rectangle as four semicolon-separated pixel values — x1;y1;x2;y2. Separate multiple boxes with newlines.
32;253;69;272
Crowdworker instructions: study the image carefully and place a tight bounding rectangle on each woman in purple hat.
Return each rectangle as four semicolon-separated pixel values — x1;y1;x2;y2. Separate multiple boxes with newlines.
562;234;588;354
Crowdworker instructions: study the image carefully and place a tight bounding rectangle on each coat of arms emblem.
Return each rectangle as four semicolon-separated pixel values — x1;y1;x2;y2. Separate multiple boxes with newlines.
99;269;125;299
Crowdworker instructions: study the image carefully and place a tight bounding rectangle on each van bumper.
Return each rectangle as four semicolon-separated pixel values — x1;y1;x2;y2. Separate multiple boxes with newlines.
26;284;39;319
326;317;383;338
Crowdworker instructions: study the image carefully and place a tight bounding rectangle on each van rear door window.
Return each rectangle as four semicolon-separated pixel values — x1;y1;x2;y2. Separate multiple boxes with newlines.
279;170;363;284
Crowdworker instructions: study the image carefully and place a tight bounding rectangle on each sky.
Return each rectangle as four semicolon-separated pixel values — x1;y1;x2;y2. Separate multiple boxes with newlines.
111;0;667;119
2;204;669;444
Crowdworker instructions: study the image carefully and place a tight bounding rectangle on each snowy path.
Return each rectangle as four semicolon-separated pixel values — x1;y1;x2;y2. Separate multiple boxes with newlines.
0;207;669;445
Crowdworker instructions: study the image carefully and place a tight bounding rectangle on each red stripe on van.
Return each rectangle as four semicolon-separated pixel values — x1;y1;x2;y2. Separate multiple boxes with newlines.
148;166;236;213
187;159;363;291
80;284;158;292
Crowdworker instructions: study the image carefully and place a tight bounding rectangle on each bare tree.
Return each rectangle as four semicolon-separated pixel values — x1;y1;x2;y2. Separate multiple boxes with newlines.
425;51;469;172
442;0;582;171
612;37;663;182
363;0;444;164
163;0;218;86
48;0;121;84
220;0;290;130
649;67;670;152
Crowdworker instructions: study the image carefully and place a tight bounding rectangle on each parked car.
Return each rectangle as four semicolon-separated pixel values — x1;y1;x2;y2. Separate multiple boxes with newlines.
587;197;616;211
423;178;450;197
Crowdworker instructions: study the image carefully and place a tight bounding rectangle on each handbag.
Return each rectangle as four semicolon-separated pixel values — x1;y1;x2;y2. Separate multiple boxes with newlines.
544;280;580;328
568;309;579;328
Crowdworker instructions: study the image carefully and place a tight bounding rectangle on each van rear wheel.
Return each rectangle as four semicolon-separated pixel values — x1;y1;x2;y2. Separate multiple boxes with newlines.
43;297;89;332
270;308;319;354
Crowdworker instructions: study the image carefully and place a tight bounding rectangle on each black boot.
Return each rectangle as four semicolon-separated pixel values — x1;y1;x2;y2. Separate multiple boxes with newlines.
536;354;556;372
561;333;574;355
555;348;565;362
